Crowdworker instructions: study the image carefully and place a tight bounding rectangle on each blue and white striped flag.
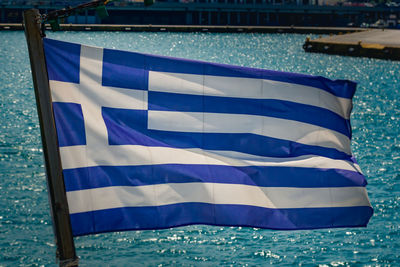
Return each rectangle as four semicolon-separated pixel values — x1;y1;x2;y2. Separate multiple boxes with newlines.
43;38;373;236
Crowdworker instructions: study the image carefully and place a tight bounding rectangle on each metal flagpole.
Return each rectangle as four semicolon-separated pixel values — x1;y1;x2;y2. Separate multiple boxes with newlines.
23;9;78;267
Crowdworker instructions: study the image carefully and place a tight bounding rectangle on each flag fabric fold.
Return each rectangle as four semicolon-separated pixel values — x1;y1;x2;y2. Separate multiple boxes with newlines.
43;38;373;236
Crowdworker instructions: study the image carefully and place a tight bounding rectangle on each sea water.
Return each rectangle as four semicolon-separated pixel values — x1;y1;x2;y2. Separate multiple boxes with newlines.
0;31;399;266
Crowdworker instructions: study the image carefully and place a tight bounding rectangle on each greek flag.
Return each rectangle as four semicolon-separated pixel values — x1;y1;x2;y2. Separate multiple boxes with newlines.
43;38;373;236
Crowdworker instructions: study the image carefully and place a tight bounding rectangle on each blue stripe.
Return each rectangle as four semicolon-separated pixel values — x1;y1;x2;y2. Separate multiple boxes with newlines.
102;108;351;159
43;38;357;98
70;204;373;236
145;51;357;99
63;164;366;192
102;48;148;90
53;102;86;147
148;91;351;137
101;46;356;98
43;38;81;84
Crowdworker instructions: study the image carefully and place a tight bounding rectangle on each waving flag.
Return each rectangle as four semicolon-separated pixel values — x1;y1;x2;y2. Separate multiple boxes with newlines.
43;38;373;236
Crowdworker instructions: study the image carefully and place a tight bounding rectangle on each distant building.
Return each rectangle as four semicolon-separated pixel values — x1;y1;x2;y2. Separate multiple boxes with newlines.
319;0;342;5
1;0;400;26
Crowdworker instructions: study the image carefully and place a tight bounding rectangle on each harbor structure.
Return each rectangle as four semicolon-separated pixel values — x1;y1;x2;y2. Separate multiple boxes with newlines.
303;29;400;60
2;0;400;27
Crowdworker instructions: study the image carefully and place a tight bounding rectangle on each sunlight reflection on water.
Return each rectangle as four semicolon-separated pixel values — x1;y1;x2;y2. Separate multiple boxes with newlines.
0;31;399;266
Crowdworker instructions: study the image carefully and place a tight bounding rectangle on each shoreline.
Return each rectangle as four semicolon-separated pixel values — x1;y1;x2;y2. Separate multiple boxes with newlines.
0;23;366;34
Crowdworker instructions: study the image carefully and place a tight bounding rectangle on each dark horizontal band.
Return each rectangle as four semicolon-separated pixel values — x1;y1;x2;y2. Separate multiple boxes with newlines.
70;203;373;236
64;164;366;192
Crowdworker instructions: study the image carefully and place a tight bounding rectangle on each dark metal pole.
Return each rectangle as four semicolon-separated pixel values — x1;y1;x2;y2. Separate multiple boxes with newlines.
23;9;78;267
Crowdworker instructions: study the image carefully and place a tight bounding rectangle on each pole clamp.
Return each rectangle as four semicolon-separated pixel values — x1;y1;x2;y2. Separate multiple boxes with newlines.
59;256;80;267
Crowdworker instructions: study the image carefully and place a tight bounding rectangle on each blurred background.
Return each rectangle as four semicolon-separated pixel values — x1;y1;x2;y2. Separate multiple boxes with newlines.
1;0;400;28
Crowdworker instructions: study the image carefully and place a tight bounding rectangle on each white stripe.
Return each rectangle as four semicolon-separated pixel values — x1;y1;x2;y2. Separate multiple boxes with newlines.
59;145;361;173
50;80;147;110
148;111;351;154
148;71;352;119
79;45;108;150
50;81;81;103
67;183;371;214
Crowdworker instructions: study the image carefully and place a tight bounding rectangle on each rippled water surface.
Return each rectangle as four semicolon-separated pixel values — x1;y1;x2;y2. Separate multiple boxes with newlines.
1;31;399;266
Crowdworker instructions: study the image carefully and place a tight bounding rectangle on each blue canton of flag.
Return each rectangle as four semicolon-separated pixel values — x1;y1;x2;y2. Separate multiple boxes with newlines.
43;38;373;236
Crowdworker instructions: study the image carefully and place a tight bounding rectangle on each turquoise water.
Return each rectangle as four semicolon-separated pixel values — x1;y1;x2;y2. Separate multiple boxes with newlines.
1;31;399;266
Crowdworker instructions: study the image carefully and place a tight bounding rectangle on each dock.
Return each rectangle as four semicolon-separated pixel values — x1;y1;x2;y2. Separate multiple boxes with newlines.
303;29;400;61
0;23;365;34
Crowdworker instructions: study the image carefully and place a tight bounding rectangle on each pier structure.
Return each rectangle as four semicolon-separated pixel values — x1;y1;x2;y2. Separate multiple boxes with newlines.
0;23;366;34
303;29;400;60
